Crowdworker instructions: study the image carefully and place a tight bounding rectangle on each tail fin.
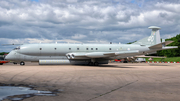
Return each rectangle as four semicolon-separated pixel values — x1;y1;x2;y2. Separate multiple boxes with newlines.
132;26;161;46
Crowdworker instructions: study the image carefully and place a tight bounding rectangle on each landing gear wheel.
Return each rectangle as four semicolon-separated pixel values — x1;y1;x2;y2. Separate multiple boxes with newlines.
88;62;94;66
94;62;99;66
123;61;128;63
20;61;25;66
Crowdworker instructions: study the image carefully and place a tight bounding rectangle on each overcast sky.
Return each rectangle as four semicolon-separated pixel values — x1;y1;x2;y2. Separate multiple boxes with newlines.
0;0;180;52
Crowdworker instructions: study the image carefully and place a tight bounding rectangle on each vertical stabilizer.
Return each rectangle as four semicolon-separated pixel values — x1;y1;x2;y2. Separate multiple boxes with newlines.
132;26;161;46
148;26;161;44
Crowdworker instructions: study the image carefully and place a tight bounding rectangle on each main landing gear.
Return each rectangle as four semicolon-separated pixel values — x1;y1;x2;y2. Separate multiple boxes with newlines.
20;61;25;66
88;62;99;66
88;59;99;66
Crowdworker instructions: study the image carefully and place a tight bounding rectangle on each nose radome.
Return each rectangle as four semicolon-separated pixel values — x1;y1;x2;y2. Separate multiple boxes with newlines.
5;53;11;60
5;51;16;61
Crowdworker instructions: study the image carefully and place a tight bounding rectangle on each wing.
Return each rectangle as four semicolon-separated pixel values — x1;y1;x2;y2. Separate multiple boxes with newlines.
66;50;139;59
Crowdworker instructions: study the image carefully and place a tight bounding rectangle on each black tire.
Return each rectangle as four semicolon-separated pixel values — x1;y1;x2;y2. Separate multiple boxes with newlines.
123;61;128;63
20;61;25;66
0;63;3;65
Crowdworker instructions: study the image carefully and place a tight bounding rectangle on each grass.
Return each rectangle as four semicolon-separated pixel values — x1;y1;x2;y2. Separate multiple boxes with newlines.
145;57;180;62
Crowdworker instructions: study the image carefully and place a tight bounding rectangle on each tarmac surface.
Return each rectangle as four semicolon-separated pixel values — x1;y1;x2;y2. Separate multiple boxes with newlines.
0;62;180;101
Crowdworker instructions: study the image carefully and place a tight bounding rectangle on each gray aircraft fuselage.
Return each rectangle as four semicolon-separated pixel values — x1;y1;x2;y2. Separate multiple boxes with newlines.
7;43;149;61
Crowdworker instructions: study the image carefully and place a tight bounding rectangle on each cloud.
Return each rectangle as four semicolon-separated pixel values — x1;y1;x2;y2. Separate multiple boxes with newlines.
72;34;87;39
0;0;180;52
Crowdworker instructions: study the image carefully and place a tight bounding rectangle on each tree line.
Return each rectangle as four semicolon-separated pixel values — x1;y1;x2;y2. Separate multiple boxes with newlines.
157;34;180;57
0;52;9;55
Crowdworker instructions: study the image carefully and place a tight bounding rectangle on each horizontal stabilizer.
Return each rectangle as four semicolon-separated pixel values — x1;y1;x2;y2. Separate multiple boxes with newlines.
162;46;178;50
148;41;174;49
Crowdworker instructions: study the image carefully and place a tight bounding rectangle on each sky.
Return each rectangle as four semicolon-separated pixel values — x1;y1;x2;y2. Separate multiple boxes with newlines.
0;0;180;52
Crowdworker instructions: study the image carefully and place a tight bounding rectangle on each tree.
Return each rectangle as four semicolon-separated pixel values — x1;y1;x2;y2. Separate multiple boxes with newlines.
0;52;9;55
157;34;180;57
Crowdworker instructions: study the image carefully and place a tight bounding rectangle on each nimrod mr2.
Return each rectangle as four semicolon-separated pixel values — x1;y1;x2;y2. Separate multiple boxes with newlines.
5;26;177;66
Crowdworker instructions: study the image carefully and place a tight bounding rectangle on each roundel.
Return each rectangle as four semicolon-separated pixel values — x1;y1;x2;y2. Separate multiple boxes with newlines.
148;36;154;42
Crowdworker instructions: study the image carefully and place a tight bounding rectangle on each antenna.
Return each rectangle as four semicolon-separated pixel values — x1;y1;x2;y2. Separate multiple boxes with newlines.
148;26;161;30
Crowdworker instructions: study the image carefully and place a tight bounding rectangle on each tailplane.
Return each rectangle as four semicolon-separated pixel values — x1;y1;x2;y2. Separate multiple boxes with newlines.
132;26;161;46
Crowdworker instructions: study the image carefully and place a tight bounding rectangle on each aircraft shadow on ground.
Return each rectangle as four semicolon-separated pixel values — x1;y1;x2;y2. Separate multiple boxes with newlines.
73;64;135;68
148;64;169;66
98;65;135;68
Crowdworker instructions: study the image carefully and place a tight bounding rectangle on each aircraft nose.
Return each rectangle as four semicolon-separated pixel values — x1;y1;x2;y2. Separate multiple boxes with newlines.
5;51;16;61
5;54;10;60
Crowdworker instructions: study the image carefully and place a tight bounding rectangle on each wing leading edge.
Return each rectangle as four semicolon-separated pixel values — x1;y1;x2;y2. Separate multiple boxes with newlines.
66;50;139;59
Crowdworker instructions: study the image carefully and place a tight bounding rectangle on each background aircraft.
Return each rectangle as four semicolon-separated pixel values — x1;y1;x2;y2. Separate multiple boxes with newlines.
5;26;178;66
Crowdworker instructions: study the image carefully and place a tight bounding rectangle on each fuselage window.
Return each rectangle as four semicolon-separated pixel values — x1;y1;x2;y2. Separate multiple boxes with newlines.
109;48;111;50
13;47;20;50
69;48;71;50
91;48;93;50
86;48;88;50
40;48;42;50
77;48;79;50
96;48;98;50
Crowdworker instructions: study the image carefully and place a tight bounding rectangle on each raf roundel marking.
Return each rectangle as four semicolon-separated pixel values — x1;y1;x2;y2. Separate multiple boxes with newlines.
148;36;154;42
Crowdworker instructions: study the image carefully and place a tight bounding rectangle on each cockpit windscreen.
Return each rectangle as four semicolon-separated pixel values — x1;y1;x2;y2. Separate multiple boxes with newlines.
13;46;20;50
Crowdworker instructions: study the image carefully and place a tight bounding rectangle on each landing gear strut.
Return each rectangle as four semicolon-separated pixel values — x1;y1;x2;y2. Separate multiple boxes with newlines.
20;61;25;66
88;62;99;66
88;62;94;66
94;62;99;66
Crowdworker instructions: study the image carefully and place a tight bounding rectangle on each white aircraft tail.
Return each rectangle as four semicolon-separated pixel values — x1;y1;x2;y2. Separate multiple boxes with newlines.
132;26;161;46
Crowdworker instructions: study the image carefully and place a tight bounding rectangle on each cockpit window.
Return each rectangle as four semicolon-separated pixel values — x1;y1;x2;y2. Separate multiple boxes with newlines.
13;46;20;50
